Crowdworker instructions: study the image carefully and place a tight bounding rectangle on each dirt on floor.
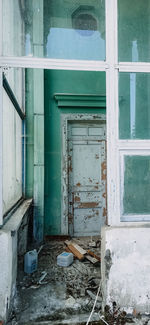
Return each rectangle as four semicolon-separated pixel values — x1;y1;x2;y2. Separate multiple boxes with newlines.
8;237;146;325
8;237;103;325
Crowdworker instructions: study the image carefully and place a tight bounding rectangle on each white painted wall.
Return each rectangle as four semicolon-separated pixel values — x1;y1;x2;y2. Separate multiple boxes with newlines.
3;0;24;57
0;200;32;321
2;89;22;215
2;0;24;217
101;226;150;314
0;231;13;320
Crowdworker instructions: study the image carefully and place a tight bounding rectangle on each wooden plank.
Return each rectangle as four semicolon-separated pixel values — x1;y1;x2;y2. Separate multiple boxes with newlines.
65;240;87;255
87;250;101;262
71;243;87;255
85;255;99;265
67;244;84;260
65;247;73;254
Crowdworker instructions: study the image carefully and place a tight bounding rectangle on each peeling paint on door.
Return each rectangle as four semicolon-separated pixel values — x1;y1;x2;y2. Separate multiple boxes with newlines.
68;121;106;236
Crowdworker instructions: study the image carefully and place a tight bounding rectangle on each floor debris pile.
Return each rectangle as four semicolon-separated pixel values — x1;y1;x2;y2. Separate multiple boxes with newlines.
9;237;102;325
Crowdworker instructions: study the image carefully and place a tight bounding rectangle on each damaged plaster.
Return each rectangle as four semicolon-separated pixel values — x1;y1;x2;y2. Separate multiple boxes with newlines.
101;226;150;315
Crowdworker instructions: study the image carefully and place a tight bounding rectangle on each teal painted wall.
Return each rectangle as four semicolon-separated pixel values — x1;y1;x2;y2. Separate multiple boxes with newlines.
44;70;106;235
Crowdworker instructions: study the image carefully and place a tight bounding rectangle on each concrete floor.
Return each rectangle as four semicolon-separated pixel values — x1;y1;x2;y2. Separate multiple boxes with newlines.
8;237;103;325
8;237;146;325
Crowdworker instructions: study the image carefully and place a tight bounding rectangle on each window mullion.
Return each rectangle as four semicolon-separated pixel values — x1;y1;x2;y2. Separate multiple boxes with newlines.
0;68;3;226
0;0;2;56
106;0;119;225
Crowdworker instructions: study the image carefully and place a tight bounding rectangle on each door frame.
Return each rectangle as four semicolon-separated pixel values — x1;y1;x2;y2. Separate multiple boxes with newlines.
61;113;106;235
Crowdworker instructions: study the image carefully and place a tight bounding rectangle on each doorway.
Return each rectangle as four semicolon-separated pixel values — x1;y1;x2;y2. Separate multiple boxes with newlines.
61;115;106;237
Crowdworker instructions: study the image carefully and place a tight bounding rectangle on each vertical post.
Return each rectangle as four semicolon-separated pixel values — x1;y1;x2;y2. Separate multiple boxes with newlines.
105;0;119;225
0;68;3;225
0;0;2;56
0;0;3;226
22;119;25;196
25;69;34;198
33;0;44;242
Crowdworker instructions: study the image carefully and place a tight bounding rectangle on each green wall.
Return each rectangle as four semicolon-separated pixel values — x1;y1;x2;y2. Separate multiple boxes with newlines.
44;70;106;235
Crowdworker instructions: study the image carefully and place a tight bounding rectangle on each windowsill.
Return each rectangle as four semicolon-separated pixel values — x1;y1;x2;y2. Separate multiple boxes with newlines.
2;199;33;233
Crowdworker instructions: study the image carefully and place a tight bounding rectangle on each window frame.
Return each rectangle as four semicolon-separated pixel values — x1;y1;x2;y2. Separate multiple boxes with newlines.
0;0;150;226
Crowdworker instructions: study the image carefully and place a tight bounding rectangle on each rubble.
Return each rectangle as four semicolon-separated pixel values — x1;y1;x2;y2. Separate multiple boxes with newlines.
8;237;102;324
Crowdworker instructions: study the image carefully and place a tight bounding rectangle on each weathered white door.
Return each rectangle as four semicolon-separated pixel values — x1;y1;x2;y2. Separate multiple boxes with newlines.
68;121;106;236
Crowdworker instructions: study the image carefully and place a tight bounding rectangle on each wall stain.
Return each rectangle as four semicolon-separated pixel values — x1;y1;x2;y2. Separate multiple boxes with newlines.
105;249;112;279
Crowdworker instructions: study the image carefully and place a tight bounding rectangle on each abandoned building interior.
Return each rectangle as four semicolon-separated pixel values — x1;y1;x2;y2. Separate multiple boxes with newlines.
1;0;150;324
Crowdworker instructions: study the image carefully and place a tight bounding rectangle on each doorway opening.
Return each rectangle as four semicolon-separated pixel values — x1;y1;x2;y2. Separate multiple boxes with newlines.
61;115;106;237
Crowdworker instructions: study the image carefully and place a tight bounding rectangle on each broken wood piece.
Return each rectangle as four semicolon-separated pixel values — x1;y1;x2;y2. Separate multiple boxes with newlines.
65;240;72;246
89;241;97;248
65;247;74;254
71;242;86;255
87;250;101;262
85;254;99;265
65;240;87;259
67;244;85;260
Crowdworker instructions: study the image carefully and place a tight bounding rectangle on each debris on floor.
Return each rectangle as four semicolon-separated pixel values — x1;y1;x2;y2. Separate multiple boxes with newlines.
57;252;74;267
8;237;102;325
64;239;101;265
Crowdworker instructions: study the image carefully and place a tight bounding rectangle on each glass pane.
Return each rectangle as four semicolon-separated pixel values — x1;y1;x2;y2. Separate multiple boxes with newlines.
3;0;105;61
118;0;150;62
123;156;150;215
3;90;22;215
119;73;150;139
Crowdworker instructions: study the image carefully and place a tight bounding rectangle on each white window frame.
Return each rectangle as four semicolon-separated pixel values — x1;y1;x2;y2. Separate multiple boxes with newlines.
1;0;150;227
120;149;150;222
0;68;3;225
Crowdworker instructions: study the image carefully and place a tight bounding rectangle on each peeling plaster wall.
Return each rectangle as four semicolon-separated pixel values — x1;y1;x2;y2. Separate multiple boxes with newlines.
101;226;150;314
0;200;32;322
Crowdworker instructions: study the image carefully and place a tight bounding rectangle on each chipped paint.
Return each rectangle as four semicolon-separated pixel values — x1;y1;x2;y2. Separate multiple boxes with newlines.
61;114;106;236
78;202;99;209
103;207;107;217
74;196;80;202
102;161;107;181
76;182;81;187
